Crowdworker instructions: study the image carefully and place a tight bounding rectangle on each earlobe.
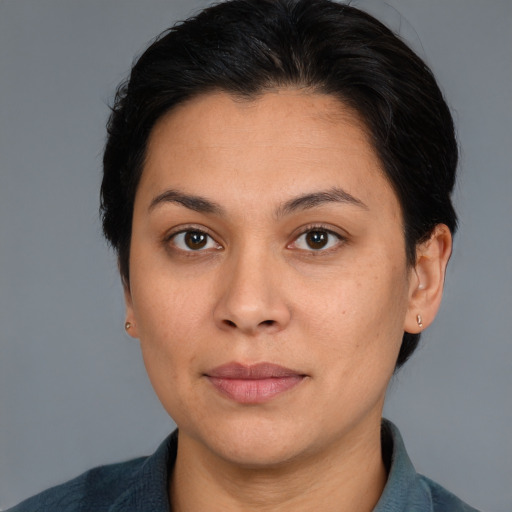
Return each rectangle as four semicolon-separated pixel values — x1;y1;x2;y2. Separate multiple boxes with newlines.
123;280;139;339
404;224;453;333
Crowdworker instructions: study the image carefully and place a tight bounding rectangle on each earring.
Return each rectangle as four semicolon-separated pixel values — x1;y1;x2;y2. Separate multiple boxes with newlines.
125;321;132;331
416;314;423;328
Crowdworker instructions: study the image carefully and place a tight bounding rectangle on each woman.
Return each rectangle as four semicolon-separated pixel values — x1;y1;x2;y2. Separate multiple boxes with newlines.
7;0;479;510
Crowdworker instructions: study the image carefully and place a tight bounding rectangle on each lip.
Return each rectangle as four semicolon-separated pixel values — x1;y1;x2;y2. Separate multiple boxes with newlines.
205;362;306;404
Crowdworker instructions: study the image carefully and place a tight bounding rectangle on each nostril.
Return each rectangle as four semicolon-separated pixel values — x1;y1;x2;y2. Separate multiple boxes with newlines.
219;318;279;331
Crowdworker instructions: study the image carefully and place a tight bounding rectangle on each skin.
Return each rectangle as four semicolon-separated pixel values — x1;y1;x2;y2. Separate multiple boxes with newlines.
124;90;452;512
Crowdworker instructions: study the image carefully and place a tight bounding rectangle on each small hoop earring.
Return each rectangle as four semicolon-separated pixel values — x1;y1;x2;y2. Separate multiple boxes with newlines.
416;314;423;328
125;322;132;331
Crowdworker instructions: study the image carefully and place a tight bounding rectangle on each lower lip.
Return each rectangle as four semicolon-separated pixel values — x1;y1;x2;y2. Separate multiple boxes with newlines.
207;376;304;404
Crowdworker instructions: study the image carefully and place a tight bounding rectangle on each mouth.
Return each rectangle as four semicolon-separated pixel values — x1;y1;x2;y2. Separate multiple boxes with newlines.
205;362;306;404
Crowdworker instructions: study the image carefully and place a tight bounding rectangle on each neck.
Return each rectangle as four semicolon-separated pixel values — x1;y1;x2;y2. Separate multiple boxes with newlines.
170;418;387;512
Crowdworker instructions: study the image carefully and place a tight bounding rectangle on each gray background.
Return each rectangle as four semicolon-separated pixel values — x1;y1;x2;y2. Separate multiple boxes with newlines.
0;0;510;510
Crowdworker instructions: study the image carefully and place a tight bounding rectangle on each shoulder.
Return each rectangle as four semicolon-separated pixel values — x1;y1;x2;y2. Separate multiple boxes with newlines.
418;475;480;512
6;430;178;512
6;457;146;512
376;420;480;512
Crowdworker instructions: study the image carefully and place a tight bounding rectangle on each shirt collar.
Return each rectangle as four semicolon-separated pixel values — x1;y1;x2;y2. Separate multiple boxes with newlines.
108;430;177;512
374;419;433;512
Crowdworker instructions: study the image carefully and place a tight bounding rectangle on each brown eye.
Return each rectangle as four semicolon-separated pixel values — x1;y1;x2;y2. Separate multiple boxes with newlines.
305;230;329;250
291;228;343;252
184;231;208;250
170;230;221;252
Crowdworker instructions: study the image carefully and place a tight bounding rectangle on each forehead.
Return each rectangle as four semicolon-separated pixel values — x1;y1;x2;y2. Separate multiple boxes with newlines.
139;90;400;222
147;89;372;161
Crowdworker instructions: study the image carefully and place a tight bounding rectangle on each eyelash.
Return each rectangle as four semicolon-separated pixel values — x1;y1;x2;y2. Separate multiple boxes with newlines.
165;226;222;253
287;224;346;254
164;224;346;254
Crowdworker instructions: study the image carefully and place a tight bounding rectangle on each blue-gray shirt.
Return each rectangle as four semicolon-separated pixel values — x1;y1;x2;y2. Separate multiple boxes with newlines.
7;420;479;511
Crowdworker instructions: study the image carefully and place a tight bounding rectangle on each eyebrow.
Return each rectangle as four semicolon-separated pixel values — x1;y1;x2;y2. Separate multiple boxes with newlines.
148;186;367;217
276;187;368;218
148;189;224;215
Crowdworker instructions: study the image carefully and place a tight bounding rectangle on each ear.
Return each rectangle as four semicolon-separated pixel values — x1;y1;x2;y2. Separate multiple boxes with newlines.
123;279;140;339
404;224;453;334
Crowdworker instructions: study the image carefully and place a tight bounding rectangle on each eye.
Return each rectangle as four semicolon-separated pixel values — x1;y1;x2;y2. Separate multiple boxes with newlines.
291;228;343;251
170;230;221;252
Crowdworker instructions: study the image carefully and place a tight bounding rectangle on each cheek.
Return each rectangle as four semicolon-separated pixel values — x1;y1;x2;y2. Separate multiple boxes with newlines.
130;246;213;333
135;298;204;422
131;274;212;390
298;256;408;371
136;285;209;353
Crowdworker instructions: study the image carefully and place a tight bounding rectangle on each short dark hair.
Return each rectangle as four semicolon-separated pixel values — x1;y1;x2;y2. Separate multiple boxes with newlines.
101;0;458;368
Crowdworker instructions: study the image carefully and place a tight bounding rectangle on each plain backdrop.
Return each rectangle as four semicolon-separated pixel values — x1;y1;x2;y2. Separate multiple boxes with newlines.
0;0;510;510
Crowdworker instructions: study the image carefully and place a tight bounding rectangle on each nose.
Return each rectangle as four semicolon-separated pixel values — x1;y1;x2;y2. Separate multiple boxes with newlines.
213;246;292;335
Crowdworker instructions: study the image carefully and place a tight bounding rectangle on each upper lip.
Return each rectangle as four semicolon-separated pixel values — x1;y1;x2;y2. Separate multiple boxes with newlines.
206;362;303;379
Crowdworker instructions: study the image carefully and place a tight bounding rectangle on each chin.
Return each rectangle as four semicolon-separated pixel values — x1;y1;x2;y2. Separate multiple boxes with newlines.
217;436;306;468
188;413;320;468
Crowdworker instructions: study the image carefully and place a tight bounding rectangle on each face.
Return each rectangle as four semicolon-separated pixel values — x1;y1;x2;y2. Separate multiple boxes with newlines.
126;90;416;467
